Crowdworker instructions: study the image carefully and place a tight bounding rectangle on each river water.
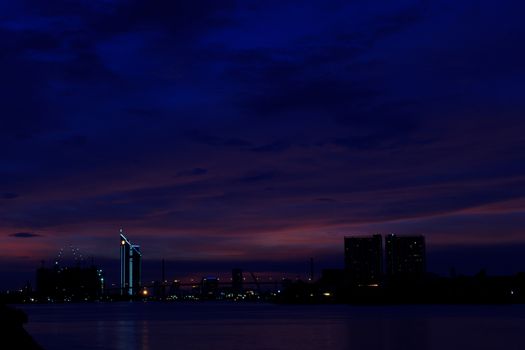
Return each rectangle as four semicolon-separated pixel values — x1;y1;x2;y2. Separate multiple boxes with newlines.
18;302;525;350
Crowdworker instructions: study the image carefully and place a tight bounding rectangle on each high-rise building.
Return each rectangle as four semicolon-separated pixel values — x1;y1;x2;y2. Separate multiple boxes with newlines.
120;229;142;296
344;235;383;286
385;234;426;279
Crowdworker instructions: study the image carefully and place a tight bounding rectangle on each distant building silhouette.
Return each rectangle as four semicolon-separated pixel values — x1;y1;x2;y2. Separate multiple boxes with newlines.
169;280;181;298
120;229;142;296
344;235;383;286
36;264;103;301
232;268;243;294
385;234;426;279
201;277;219;299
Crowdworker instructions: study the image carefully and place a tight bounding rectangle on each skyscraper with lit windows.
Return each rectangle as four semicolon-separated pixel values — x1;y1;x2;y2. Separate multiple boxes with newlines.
385;234;425;279
344;235;383;286
120;229;142;296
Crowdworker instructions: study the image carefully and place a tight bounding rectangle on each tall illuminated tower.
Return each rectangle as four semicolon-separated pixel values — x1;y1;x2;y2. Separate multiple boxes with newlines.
120;229;142;296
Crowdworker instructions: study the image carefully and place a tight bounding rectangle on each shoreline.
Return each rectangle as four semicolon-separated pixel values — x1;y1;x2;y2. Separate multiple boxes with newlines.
0;304;44;350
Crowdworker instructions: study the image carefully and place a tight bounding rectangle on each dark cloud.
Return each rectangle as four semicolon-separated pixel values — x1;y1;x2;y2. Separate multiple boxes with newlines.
186;130;252;149
185;130;224;146
62;135;88;147
223;138;252;147
176;168;208;177
1;0;525;290
125;108;169;120
315;198;338;203
237;171;279;183
320;127;434;151
250;141;290;153
370;5;425;39
9;232;42;238
94;0;237;40
241;76;381;121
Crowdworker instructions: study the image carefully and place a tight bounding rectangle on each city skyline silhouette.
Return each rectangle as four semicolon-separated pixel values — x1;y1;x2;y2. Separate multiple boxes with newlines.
1;1;524;349
0;0;523;297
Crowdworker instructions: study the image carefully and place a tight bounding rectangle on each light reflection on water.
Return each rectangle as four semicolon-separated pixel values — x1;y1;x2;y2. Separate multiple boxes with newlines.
19;303;525;350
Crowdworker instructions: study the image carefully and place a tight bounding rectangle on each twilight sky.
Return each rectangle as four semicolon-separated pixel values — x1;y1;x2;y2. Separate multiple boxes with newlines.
1;0;525;289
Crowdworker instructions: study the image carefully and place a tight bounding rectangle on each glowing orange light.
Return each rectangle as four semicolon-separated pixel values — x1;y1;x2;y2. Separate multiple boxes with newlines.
142;289;148;296
121;240;125;245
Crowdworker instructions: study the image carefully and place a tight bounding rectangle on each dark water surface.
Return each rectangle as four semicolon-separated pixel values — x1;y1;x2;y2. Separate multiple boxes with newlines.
18;303;525;350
